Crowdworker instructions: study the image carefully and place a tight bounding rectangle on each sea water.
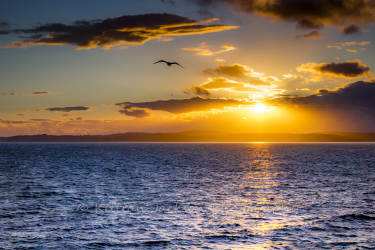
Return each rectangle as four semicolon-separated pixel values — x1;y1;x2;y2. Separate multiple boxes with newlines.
0;143;374;249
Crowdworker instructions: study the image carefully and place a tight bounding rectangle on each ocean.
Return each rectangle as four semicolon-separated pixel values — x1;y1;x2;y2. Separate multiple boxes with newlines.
0;143;374;249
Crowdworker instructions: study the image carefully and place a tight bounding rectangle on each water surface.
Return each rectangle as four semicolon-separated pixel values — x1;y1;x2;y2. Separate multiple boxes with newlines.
0;143;374;249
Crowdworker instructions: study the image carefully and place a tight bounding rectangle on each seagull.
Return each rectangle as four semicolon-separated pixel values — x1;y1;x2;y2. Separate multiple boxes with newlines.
153;60;185;69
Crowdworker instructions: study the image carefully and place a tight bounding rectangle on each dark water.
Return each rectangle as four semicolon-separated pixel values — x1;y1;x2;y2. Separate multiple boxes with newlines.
0;143;374;249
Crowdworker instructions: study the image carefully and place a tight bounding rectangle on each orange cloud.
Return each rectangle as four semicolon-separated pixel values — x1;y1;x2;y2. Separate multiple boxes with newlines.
184;77;264;95
203;64;280;86
327;41;370;53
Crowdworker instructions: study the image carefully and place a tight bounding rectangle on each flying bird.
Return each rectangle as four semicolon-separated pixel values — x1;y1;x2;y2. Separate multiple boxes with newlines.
153;60;185;69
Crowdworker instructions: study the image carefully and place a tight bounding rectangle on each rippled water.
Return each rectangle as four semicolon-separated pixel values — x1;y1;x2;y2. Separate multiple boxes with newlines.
0;143;374;249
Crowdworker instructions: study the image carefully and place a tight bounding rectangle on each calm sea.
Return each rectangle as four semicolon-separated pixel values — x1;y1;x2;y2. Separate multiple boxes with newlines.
0;143;374;249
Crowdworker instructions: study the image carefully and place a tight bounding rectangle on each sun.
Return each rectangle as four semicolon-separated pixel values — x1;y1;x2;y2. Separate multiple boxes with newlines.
253;103;267;113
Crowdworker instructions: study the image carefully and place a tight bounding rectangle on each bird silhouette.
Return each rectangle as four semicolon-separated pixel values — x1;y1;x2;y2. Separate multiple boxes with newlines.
153;60;185;69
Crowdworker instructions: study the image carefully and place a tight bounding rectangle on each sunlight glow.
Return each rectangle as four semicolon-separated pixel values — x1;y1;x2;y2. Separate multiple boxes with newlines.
253;103;267;113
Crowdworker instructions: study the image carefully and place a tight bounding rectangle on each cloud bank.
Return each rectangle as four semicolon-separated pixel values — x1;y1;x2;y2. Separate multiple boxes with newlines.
0;13;238;49
190;0;375;34
116;96;246;117
269;80;375;112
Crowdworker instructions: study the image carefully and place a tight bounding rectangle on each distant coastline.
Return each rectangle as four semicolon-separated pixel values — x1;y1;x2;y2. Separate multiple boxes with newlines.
1;131;375;142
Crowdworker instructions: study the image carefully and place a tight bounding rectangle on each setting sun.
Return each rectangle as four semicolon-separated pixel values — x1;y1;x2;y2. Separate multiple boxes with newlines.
253;103;267;113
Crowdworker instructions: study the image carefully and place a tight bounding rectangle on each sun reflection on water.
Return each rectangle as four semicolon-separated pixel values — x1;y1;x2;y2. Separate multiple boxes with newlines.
201;144;305;248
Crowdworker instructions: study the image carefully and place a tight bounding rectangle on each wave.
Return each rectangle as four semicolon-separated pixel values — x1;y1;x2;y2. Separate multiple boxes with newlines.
338;213;375;221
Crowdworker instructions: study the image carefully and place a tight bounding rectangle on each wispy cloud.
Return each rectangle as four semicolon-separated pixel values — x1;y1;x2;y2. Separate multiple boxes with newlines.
327;41;370;51
1;91;51;96
32;91;51;95
295;31;323;39
181;42;236;56
46;106;91;112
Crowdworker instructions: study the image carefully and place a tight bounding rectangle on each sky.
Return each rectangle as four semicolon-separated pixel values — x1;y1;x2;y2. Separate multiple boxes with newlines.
1;0;375;136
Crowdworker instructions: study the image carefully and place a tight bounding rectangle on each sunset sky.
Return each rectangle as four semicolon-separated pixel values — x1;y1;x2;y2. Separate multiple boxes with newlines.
1;0;375;136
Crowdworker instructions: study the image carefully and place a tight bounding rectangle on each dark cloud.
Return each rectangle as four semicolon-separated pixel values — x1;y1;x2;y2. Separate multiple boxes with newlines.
295;30;323;39
320;61;370;77
118;108;152;118
19;34;43;40
32;91;51;95
184;86;211;96
189;0;375;32
2;92;51;96
70;117;84;121
0;22;8;28
116;96;246;115
315;88;333;95
0;13;238;49
46;106;91;112
268;80;375;111
296;19;323;29
342;24;361;35
0;22;8;34
297;60;371;78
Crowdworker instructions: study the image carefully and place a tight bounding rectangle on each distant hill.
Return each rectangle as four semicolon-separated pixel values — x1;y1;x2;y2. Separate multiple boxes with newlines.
0;137;8;142
2;131;375;142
